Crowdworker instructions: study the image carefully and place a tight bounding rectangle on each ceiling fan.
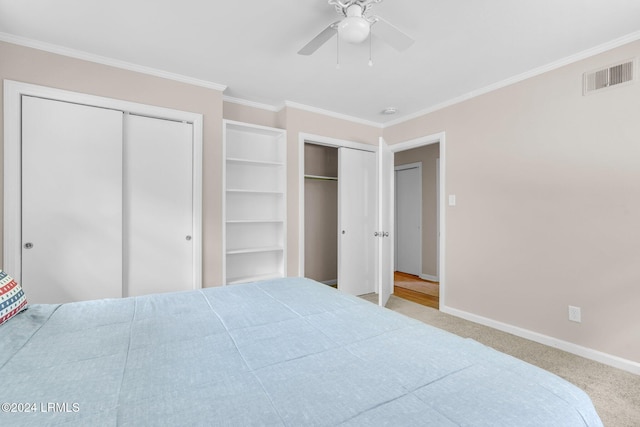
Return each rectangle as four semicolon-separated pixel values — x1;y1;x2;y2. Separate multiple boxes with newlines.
298;0;414;56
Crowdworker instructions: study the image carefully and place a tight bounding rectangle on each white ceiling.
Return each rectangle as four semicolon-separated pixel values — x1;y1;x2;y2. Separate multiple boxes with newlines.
2;0;640;125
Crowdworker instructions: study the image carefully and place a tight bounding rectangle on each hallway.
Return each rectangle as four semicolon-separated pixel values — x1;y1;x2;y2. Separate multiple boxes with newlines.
394;271;439;309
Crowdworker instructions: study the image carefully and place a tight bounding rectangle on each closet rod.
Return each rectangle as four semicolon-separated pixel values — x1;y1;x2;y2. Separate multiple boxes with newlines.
304;174;338;181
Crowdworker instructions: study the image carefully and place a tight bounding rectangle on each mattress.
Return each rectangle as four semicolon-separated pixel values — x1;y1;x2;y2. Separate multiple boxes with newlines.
0;277;602;426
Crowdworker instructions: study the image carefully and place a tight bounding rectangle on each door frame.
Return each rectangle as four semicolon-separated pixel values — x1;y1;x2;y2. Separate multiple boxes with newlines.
387;132;446;307
297;133;376;278
3;80;204;288
394;162;422;276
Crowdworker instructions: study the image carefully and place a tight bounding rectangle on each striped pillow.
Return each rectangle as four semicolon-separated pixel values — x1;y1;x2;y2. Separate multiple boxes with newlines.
0;270;28;325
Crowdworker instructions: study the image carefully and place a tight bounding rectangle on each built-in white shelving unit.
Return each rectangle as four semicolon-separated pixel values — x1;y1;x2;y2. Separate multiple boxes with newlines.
223;120;286;285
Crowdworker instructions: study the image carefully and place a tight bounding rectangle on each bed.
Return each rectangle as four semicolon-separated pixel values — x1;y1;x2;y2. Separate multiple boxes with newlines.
0;277;602;426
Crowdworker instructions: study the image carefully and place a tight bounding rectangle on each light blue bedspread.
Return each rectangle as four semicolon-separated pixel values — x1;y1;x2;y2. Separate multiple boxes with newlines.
0;277;603;426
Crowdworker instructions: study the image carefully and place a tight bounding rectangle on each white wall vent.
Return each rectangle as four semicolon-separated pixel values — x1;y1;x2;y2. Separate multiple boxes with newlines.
583;59;635;95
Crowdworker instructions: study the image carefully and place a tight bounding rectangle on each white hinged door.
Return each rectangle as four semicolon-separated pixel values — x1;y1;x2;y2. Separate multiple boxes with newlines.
338;147;376;296
378;137;394;306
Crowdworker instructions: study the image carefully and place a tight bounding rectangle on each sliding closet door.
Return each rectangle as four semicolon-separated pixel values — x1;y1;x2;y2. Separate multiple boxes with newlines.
338;147;376;296
124;114;194;296
21;96;123;304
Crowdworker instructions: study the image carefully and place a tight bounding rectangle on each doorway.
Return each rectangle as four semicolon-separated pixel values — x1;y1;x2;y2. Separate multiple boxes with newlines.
385;137;444;310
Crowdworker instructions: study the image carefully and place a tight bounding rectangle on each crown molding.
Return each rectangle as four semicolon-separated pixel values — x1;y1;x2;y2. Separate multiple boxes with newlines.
284;100;384;129
222;95;282;112
0;32;227;92
222;97;384;128
5;28;640;130
383;30;640;128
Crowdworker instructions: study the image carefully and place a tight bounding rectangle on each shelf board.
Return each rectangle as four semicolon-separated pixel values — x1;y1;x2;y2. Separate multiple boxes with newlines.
225;120;286;138
226;246;283;255
227;157;284;166
304;174;338;181
226;189;284;194
226;272;283;285
226;219;284;224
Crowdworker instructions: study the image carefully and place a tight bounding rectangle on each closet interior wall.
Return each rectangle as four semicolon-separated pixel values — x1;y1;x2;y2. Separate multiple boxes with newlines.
304;143;338;284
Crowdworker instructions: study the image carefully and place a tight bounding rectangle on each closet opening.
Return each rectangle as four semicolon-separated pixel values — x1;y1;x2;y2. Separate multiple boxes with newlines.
303;143;339;287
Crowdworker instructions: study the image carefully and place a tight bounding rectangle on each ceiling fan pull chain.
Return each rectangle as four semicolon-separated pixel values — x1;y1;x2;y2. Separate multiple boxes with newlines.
368;34;373;67
336;31;341;69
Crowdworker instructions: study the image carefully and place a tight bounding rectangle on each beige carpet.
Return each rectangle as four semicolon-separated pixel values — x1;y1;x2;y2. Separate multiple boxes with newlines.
360;294;640;427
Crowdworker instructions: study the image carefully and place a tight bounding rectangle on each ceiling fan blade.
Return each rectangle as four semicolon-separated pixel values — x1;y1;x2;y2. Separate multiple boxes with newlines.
371;16;414;51
297;21;340;55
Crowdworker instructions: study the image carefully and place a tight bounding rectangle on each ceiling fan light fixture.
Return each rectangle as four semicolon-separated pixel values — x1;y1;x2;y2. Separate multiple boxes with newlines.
338;16;370;44
337;4;370;44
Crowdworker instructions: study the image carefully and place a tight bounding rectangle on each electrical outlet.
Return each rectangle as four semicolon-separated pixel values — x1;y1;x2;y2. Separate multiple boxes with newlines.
568;306;581;323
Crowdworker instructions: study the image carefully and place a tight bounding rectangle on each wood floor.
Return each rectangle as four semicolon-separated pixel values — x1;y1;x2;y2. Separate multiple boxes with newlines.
394;271;439;309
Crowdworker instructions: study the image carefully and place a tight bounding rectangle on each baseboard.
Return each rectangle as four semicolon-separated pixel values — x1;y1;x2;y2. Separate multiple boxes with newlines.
321;279;337;286
419;273;439;282
440;305;640;376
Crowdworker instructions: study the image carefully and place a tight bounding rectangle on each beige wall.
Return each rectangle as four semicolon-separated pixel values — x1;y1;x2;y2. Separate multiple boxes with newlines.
385;40;640;363
395;143;439;278
223;101;280;128
0;41;224;286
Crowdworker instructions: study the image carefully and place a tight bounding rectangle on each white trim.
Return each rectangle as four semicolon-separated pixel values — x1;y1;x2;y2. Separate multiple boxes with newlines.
223;95;282;112
441;305;640;376
436;158;440;280
191;115;204;289
221;123;228;284
3;29;640;129
285;101;383;129
298;133;377;278
394;162;422;277
3;80;203;289
420;273;439;282
383;30;640;128
389;132;446;307
0;32;227;92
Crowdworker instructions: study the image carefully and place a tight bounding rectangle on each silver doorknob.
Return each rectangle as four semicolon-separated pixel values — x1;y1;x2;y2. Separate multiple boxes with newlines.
24;242;34;249
185;235;192;241
374;232;380;237
341;230;346;234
